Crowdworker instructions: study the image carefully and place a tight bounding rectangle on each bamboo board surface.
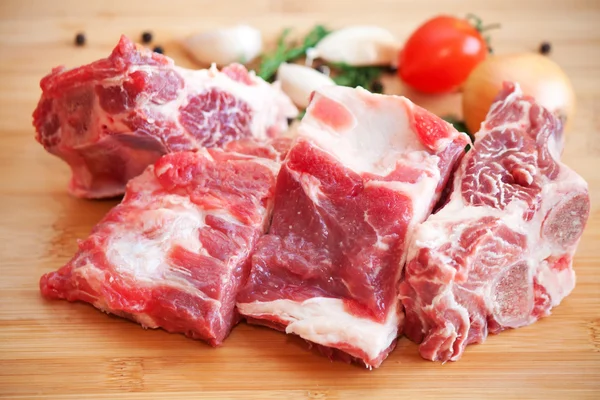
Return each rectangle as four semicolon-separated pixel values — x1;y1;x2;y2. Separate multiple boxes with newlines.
0;0;599;399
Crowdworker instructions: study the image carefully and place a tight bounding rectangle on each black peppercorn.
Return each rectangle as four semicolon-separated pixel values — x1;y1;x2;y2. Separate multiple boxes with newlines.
141;31;153;44
74;33;86;46
152;46;164;54
539;42;552;55
370;81;384;93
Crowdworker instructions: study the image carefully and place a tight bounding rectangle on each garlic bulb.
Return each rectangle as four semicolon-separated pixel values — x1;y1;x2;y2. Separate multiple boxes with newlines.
309;26;399;67
183;25;262;66
277;63;336;109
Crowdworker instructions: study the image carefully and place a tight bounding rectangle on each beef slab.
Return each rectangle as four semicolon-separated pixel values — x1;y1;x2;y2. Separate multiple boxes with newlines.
40;139;289;346
400;83;590;362
33;35;296;199
237;86;471;368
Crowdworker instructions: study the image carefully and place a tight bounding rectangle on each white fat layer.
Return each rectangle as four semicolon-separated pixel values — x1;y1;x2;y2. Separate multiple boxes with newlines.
237;297;402;363
105;195;206;278
71;259;162;328
288;168;324;206
102;192;249;304
131;313;160;328
298;86;429;176
536;264;576;306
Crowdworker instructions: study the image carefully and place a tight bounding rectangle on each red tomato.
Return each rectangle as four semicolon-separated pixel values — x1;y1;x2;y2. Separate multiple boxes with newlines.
398;16;488;94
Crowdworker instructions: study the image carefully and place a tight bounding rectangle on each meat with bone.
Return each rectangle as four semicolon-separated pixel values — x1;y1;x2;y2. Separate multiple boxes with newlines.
399;83;590;362
236;86;471;368
39;138;289;346
33;35;296;199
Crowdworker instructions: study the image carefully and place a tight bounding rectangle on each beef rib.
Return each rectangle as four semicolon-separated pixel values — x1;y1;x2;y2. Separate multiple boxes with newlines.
33;35;297;199
39;138;289;346
236;86;471;368
399;83;590;362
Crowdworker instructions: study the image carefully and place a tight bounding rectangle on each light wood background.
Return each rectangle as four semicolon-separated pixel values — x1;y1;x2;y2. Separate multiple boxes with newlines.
1;0;599;399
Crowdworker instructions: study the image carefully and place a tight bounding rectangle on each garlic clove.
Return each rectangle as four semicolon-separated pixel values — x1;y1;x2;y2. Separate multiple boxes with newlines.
277;63;336;109
311;26;399;67
183;25;262;66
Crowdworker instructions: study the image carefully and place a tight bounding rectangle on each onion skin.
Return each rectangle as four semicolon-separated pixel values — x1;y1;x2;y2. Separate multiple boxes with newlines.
462;53;576;134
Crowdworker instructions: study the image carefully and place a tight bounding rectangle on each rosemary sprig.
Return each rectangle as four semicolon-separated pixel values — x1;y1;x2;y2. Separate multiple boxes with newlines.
257;25;330;82
331;63;385;93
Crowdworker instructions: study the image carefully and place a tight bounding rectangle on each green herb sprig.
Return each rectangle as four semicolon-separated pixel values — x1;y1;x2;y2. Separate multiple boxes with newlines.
331;63;385;93
257;25;330;82
258;25;389;116
465;13;501;53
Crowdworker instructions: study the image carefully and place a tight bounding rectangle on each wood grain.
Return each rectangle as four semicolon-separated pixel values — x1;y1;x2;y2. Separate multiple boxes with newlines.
1;0;599;398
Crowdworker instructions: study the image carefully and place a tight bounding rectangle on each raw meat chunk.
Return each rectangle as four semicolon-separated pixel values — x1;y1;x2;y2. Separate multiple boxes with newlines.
39;139;288;346
399;83;590;362
33;35;296;199
237;86;471;368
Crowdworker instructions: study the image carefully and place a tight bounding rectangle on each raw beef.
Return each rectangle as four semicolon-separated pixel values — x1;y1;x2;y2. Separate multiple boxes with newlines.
39;138;289;346
399;83;590;362
33;35;297;199
237;86;471;368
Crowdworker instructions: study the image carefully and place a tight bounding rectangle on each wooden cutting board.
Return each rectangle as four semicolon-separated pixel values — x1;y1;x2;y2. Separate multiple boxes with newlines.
1;0;599;398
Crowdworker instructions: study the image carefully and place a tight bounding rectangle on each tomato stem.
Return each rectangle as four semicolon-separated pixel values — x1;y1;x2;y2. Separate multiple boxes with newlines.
480;23;501;33
466;14;501;33
465;14;500;54
466;13;483;30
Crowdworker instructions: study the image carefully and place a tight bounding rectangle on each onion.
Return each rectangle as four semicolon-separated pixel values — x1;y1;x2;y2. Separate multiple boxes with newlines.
462;53;576;134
